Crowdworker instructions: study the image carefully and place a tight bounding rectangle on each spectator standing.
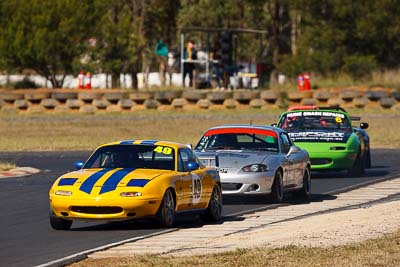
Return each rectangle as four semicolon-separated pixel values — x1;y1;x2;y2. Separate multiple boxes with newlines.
77;71;85;89
155;39;168;86
211;39;223;88
183;40;197;87
167;51;175;86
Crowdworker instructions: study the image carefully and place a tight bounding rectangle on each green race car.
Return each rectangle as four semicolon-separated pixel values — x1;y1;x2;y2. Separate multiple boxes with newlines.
276;106;370;176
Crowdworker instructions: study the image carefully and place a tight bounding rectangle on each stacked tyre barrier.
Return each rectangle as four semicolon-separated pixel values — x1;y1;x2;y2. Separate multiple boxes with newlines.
0;87;399;113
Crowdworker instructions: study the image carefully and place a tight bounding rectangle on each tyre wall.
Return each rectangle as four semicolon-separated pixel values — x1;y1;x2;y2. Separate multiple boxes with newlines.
0;87;399;113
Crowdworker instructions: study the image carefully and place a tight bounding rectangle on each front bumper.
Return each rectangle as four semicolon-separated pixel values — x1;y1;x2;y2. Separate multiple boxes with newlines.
219;171;275;195
49;195;161;220
310;151;357;170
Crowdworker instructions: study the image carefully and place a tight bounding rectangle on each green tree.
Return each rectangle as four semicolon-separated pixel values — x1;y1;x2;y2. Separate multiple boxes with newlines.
280;0;400;78
0;0;97;88
92;0;178;89
354;0;400;68
92;1;133;88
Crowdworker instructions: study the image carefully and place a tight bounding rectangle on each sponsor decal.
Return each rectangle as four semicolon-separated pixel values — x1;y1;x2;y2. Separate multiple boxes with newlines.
153;146;173;155
204;128;277;137
190;174;202;204
218;168;229;174
289;131;348;142
287;111;345;118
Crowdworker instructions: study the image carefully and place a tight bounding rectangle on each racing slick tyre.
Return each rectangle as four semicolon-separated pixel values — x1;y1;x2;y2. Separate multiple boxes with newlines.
348;149;365;177
156;189;175;228
293;167;311;201
270;170;284;203
49;209;72;230
366;148;372;168
201;185;223;222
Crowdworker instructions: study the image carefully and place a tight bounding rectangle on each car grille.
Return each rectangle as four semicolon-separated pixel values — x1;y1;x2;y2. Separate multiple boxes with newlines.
70;206;123;214
311;158;332;165
222;183;243;191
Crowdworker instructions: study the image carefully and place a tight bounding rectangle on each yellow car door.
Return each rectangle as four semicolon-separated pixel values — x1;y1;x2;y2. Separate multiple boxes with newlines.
178;148;209;209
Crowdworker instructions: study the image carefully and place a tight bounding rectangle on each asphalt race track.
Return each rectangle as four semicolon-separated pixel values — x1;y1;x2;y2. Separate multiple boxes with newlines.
0;149;399;267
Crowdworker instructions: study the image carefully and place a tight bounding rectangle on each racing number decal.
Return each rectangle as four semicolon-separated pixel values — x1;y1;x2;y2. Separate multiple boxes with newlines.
191;174;202;204
154;146;172;154
335;117;343;123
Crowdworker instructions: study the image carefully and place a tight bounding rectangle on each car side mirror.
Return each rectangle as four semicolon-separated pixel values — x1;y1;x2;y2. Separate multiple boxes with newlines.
360;122;369;129
287;145;301;156
74;161;85;170
187;161;199;173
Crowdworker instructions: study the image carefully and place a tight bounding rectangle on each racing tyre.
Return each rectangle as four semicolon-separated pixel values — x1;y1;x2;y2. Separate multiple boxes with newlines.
366;148;372;168
270;170;284;203
49;209;72;230
348;150;365;177
156;189;175;228
293;167;311;201
201;185;223;222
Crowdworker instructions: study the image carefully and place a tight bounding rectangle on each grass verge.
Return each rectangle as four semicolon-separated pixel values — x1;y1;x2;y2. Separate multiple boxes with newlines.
0;161;16;171
70;229;400;267
0;109;399;151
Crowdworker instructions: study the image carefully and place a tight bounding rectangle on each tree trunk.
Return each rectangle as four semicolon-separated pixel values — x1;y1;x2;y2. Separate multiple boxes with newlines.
6;72;10;87
131;63;139;90
50;74;63;88
111;72;120;88
268;0;285;85
128;0;146;90
291;9;301;56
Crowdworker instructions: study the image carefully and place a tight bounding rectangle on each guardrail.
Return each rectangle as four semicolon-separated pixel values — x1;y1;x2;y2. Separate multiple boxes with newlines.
0;88;399;113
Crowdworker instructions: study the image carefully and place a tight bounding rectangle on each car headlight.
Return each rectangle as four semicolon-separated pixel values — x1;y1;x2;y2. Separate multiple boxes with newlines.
55;190;72;196
241;164;268;172
120;192;142;197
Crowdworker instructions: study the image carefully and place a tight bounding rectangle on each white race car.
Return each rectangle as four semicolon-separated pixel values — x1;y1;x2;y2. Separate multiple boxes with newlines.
194;125;311;202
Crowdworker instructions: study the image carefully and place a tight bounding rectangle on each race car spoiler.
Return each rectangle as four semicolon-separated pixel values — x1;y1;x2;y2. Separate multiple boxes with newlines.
350;116;361;121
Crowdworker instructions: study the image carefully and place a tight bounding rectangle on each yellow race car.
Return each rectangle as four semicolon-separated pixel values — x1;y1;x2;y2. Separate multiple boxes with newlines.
49;140;222;230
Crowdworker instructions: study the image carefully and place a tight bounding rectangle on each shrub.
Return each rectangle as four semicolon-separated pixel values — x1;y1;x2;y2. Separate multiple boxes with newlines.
342;55;377;80
13;77;39;89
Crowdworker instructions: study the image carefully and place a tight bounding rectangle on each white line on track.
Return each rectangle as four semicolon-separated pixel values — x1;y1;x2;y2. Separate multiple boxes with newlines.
34;229;176;267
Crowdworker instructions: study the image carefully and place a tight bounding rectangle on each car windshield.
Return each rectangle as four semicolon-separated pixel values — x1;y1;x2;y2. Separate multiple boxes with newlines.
84;144;175;171
195;128;279;152
279;111;351;132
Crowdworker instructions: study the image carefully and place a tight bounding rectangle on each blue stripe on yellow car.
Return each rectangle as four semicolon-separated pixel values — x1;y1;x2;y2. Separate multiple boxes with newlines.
58;178;78;186
99;168;136;194
79;168;111;194
140;140;158;145
127;179;150;187
120;140;135;145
